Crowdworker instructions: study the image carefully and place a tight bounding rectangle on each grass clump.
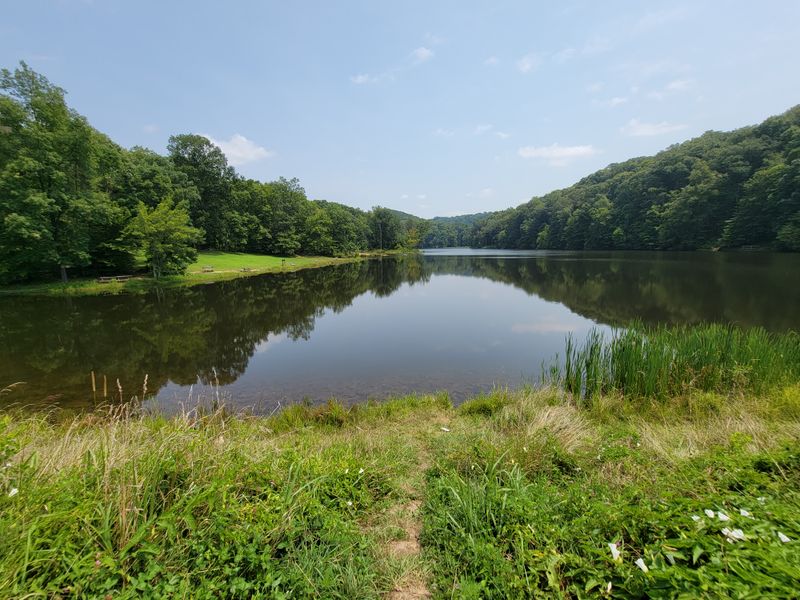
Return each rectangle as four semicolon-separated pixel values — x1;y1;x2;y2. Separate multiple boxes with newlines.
549;324;800;404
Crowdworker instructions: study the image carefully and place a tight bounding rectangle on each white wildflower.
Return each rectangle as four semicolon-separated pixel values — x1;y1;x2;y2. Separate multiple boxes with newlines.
691;515;701;522
717;511;730;522
635;558;649;573
8;488;18;498
739;508;751;517
346;500;353;507
757;496;766;504
358;468;364;475
440;427;450;432
608;542;621;561
704;509;715;518
606;581;612;593
344;468;349;474
778;532;791;543
722;527;745;542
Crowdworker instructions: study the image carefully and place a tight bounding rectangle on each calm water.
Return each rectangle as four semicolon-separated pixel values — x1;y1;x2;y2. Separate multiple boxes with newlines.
1;250;798;412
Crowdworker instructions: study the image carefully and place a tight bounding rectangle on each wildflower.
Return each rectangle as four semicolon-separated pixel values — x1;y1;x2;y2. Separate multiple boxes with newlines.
757;496;766;504
717;511;730;522
606;582;612;594
523;446;528;453
635;558;649;573
704;509;715;518
691;515;701;522
778;532;790;543
346;500;353;507
344;468;349;474
722;528;745;542
358;468;364;475
608;542;621;561
8;488;18;498
440;427;450;432
739;508;751;517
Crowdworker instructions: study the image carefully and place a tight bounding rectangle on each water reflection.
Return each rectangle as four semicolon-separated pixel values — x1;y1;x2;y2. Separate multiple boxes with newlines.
0;250;797;410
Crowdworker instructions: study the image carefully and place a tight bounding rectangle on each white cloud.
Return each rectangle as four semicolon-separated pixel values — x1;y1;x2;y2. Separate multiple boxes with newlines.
518;143;597;166
666;78;692;91
473;124;493;135
478;187;495;198
621;118;687;136
586;81;604;93
424;33;445;45
516;53;542;73
204;133;274;166
483;56;499;66
552;47;577;63
495;131;511;139
143;124;158;134
416;194;427;200
634;7;688;32
597;96;628;108
350;73;377;84
412;46;434;63
400;194;409;199
433;127;455;137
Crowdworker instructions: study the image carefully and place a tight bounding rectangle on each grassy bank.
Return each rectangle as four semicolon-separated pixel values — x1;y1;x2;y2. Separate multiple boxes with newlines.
0;252;360;297
2;383;799;597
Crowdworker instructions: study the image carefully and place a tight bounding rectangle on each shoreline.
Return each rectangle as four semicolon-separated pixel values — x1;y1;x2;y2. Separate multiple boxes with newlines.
0;250;413;297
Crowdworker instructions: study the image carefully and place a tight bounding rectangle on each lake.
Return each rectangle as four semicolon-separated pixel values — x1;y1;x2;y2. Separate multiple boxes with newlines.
1;249;798;412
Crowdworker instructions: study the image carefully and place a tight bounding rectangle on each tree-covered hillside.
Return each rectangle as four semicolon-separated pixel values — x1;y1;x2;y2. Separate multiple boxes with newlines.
0;63;419;285
467;106;800;251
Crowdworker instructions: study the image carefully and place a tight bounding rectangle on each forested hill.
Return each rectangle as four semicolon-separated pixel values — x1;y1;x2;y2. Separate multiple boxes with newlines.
463;106;800;251
0;63;422;284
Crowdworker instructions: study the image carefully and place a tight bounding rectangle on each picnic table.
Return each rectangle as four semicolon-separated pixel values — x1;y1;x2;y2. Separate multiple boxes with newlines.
202;266;214;273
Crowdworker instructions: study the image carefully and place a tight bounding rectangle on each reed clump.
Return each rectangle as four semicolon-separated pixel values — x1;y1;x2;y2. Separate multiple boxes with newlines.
548;324;800;405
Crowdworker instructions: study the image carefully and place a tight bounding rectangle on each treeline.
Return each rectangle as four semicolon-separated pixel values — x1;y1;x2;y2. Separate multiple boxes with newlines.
0;63;419;284
466;106;800;251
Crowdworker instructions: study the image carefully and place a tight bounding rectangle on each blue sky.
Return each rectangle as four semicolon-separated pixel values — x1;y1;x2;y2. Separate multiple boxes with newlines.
3;1;800;218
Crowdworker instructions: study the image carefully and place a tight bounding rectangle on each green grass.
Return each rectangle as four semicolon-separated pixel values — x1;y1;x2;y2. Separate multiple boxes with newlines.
0;252;360;297
1;327;799;597
546;324;800;405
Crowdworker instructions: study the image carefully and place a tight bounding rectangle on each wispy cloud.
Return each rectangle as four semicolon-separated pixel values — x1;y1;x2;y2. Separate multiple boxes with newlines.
595;96;628;108
473;124;493;135
586;81;604;93
495;131;511;139
634;7;689;32
143;124;159;134
483;56;499;66
518;143;597;166
412;46;434;63
416;193;427;200
516;53;543;73
620;118;687;136
350;43;435;84
433;127;455;137
204;133;274;166
350;73;378;84
647;78;693;100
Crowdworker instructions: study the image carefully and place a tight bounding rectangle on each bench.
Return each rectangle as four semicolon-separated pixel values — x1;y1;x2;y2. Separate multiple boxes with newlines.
202;266;214;273
115;275;132;282
97;276;115;284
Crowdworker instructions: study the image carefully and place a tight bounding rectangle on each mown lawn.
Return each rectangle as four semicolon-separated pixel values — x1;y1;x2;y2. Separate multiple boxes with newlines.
0;251;358;297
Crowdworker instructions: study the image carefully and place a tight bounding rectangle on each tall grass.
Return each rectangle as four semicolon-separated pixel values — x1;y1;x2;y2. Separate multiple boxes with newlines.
547;324;800;404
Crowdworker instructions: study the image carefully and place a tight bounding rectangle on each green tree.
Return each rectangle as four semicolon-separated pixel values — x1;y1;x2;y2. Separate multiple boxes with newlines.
125;198;203;279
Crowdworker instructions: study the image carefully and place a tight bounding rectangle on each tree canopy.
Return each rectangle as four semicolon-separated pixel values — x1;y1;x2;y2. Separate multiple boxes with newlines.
461;106;800;252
